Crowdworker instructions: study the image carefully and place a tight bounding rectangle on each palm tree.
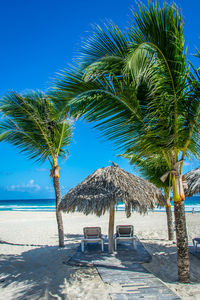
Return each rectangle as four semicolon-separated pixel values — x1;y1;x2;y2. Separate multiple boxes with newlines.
53;1;200;282
123;152;174;241
0;91;72;247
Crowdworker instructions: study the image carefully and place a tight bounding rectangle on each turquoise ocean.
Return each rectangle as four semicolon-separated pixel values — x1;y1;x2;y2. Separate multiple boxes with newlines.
0;196;200;212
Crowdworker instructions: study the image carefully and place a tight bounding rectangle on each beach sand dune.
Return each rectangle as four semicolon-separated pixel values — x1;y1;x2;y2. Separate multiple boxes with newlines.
0;211;200;299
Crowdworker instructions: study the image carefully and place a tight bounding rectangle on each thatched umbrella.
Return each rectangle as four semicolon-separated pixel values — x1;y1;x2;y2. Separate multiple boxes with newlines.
185;167;200;196
60;163;164;253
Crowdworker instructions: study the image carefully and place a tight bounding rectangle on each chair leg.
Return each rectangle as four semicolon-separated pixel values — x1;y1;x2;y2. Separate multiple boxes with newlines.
115;239;117;251
193;239;197;252
101;240;104;252
81;240;84;252
133;239;137;250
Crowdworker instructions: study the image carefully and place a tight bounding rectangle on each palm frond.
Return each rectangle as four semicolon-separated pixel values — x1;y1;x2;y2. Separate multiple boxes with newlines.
129;0;187;93
0;91;72;164
52;1;200;165
123;151;171;189
77;22;129;70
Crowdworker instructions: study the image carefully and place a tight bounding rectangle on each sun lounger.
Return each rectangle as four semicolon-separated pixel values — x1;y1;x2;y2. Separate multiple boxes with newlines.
81;227;104;252
193;238;200;252
114;225;137;250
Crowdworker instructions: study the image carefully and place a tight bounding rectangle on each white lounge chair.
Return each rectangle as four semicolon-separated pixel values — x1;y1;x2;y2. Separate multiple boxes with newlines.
81;227;104;252
114;225;137;250
193;238;200;252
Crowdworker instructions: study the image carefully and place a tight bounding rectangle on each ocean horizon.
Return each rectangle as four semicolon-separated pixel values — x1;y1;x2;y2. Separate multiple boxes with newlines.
0;196;200;213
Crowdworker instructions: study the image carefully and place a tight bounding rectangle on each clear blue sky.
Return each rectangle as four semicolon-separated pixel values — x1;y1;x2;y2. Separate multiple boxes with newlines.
0;0;199;200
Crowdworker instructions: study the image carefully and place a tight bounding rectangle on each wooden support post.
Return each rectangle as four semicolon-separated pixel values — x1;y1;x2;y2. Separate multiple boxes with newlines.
108;203;115;254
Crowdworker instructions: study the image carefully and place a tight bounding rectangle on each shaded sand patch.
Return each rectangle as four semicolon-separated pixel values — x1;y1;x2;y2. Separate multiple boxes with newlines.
0;245;109;299
143;240;200;300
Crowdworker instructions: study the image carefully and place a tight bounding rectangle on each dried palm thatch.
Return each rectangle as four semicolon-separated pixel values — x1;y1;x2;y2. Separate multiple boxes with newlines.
60;163;164;216
185;167;200;197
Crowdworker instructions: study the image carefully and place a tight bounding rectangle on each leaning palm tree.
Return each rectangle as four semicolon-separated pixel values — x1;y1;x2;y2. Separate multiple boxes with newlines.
53;1;200;282
0;91;72;247
123;152;174;241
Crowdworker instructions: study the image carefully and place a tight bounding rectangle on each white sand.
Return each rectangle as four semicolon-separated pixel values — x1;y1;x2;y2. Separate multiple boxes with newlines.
0;211;200;300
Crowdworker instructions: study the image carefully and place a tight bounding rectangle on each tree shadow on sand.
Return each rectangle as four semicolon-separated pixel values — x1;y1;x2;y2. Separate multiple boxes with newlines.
0;241;86;299
142;240;200;284
0;239;47;247
65;233;83;242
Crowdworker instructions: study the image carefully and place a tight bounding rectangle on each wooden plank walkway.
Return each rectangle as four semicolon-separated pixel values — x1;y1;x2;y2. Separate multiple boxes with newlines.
68;238;181;300
98;264;180;299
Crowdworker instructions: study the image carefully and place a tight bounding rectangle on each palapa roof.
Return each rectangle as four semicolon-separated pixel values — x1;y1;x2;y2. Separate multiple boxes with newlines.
185;167;200;197
59;163;164;216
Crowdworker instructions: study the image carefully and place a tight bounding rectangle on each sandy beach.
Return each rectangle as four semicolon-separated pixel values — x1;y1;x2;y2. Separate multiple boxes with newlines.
0;211;200;300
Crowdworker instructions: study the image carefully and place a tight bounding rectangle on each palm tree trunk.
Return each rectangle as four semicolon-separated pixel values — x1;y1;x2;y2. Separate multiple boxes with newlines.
166;204;174;240
52;164;65;247
174;201;189;282
165;193;174;240
164;189;174;241
172;174;190;282
108;203;115;253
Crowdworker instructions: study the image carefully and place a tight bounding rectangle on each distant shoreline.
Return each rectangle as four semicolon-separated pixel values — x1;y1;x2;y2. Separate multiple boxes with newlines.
0;196;200;212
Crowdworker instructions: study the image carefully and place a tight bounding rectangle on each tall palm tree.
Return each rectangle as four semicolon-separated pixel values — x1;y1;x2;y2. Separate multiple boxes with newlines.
0;91;72;247
53;1;200;281
123;152;174;241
